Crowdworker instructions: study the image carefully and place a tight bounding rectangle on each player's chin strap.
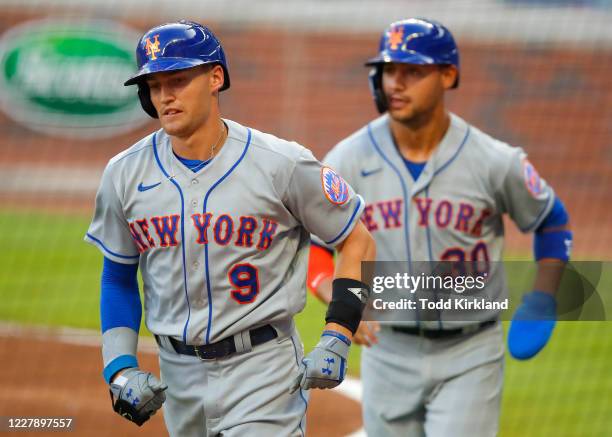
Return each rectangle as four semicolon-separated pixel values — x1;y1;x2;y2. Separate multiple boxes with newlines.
325;278;371;334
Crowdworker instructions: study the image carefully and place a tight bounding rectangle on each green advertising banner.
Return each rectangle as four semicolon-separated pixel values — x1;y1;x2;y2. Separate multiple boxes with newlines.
0;19;148;138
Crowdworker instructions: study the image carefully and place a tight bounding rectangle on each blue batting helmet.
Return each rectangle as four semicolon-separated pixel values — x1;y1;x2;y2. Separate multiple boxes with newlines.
365;18;459;113
124;20;230;118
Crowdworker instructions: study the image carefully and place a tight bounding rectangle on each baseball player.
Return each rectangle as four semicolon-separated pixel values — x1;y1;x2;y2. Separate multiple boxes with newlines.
85;20;375;436
308;18;572;436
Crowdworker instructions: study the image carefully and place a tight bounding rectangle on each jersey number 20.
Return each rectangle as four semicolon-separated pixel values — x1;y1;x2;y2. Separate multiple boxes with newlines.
440;242;490;276
229;263;259;304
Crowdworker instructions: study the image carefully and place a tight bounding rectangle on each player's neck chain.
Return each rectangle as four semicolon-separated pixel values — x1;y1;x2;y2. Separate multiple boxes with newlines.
168;120;227;180
209;120;226;160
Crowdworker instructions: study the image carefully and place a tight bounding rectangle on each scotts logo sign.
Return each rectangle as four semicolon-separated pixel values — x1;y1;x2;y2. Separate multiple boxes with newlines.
0;19;147;138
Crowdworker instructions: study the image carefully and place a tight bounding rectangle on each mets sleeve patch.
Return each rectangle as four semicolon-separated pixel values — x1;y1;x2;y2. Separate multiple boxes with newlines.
321;166;349;205
522;158;542;197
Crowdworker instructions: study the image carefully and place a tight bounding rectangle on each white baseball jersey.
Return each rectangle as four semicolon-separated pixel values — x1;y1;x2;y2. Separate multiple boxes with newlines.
86;118;364;344
320;113;554;327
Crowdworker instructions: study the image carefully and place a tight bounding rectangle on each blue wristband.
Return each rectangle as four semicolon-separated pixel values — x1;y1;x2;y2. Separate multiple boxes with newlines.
322;330;351;346
534;229;573;262
103;354;138;384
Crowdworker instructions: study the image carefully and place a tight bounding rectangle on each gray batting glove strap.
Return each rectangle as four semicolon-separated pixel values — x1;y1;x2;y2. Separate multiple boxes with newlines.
109;368;168;426
289;332;350;393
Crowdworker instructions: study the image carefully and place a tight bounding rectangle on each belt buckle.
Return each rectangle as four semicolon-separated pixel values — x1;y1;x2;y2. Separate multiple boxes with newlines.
193;345;215;361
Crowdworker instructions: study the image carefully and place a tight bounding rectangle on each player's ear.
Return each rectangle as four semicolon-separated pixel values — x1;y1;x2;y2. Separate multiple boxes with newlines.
209;65;225;94
440;65;458;90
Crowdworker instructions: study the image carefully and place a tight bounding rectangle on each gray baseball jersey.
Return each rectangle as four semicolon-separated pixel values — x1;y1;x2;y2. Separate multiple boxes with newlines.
85;118;364;344
320;112;554;327
322;112;553;437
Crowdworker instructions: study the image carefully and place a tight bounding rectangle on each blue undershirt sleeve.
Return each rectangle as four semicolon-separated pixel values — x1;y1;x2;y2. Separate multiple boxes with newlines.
100;257;141;383
101;257;141;333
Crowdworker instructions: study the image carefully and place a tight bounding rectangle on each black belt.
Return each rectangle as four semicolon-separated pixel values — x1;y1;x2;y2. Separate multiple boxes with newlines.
156;324;277;360
392;320;497;339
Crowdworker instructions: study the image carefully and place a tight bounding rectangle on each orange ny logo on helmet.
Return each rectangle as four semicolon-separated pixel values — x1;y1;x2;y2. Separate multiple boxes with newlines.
388;26;404;50
145;34;161;60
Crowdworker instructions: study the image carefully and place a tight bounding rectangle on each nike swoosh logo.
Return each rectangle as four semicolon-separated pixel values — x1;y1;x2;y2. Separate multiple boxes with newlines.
137;181;161;192
360;168;382;177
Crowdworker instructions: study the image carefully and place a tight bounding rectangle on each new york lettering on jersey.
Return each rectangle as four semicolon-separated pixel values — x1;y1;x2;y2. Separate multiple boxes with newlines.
128;212;278;253
363;198;491;236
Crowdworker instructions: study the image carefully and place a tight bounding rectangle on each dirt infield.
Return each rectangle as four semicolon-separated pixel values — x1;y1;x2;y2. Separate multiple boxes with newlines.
0;334;362;436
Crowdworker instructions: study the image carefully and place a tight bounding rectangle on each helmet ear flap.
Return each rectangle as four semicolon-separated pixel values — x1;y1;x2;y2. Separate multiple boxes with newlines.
137;83;158;119
368;67;387;114
219;64;230;91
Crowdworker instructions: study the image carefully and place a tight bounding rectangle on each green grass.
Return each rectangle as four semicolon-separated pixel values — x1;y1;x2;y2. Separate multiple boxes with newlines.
0;211;101;328
1;210;611;435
